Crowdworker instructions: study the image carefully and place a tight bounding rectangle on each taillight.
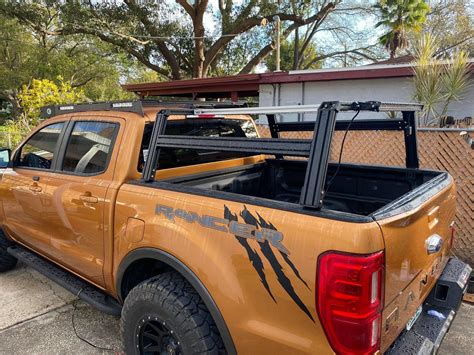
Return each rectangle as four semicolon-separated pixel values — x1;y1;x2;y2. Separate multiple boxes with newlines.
316;251;384;355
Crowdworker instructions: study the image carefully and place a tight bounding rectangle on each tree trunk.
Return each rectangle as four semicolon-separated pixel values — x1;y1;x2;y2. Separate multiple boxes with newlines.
293;27;299;70
193;7;205;78
0;90;21;121
390;47;396;59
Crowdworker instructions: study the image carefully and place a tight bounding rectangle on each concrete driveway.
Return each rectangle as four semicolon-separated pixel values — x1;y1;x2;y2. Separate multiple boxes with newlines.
0;263;473;354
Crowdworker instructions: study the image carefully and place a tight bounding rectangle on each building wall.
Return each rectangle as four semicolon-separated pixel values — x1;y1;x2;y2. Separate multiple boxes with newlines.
259;75;473;122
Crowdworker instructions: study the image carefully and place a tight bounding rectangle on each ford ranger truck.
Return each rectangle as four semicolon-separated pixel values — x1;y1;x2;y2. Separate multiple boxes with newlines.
0;100;470;355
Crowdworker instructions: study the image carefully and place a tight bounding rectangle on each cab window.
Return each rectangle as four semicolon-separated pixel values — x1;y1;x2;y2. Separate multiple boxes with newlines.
61;121;118;175
16;122;65;170
138;119;258;171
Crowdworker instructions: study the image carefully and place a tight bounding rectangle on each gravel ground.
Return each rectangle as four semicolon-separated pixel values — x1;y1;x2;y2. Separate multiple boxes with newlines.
0;263;472;354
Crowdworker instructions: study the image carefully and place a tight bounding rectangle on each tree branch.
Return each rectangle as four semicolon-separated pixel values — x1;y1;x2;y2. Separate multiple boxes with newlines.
239;42;275;74
124;0;182;79
175;0;195;19
303;44;379;69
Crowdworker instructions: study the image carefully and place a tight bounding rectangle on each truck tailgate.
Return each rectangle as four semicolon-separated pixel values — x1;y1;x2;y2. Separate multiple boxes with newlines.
375;175;456;351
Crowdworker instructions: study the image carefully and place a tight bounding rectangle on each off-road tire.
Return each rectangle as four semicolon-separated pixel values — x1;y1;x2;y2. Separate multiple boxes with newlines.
121;271;226;354
0;231;17;272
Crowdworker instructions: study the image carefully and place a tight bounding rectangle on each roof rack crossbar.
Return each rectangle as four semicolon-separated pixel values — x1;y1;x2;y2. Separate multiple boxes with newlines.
40;99;251;119
41;101;145;119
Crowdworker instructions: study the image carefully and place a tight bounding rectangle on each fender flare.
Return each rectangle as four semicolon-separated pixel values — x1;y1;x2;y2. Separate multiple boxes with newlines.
116;247;236;355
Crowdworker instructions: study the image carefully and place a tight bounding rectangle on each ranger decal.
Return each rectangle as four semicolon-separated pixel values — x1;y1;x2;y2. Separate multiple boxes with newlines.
155;204;289;255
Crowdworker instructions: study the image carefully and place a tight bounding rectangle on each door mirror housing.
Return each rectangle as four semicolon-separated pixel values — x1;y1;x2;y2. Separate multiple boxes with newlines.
0;148;11;168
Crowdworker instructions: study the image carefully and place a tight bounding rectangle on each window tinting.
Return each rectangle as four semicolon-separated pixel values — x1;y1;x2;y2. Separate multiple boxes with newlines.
17;122;65;170
138;119;258;171
62;121;118;174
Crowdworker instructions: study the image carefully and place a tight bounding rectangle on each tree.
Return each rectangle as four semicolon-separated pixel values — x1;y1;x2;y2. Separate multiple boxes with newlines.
412;33;471;126
0;77;85;147
375;0;430;58
0;13;157;122
420;0;473;57
265;39;322;71
18;78;85;127
1;0;382;79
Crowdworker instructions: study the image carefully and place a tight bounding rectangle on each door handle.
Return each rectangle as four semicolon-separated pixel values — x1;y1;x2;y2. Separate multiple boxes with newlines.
80;193;98;204
29;182;42;193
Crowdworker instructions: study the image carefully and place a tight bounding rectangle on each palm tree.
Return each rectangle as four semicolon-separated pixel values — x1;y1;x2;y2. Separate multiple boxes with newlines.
375;0;430;58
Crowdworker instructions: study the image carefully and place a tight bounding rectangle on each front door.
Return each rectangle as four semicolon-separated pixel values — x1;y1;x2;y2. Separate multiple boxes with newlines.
2;122;67;251
46;118;122;286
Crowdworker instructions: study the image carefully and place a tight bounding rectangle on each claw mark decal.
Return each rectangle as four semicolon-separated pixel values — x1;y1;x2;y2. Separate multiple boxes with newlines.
224;206;276;302
237;206;314;322
255;212;309;290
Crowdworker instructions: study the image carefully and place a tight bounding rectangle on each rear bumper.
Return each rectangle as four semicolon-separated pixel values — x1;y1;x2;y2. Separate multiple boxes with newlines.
386;257;472;354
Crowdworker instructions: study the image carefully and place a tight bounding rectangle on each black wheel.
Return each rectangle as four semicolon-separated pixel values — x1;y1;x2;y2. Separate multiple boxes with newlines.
121;272;225;355
0;231;17;272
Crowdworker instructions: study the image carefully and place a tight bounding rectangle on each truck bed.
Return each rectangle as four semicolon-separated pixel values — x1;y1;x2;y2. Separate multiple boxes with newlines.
161;159;443;216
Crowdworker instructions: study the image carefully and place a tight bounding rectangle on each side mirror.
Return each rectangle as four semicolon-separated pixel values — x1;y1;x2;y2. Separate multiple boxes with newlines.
0;148;11;168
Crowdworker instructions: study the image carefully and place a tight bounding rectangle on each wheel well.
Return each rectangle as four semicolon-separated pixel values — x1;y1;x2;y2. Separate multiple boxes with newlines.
120;258;170;299
116;248;237;355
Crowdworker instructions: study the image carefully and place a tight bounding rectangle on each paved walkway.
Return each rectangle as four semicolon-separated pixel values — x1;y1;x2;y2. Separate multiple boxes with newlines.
0;263;472;354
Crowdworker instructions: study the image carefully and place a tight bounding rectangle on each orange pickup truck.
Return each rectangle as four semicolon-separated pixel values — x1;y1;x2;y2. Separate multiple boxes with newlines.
0;100;470;354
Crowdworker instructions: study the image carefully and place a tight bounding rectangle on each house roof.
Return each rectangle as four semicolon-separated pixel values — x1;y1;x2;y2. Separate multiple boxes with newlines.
122;59;473;99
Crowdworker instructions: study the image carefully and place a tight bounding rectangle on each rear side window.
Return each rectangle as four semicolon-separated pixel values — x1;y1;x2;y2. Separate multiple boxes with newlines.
165;119;258;138
16;122;65;170
138;119;258;171
61;121;118;175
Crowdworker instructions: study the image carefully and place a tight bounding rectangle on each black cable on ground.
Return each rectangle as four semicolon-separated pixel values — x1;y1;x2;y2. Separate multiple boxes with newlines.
71;290;115;353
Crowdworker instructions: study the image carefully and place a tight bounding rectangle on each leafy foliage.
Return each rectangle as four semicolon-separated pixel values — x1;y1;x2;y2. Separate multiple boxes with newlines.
412;33;471;126
0;77;85;148
266;39;322;71
420;0;473;57
0;12;159;124
19;77;85;129
375;0;430;58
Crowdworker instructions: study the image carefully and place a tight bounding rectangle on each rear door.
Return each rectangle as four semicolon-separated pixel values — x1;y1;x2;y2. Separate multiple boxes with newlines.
2;122;67;251
45;117;122;285
376;178;456;350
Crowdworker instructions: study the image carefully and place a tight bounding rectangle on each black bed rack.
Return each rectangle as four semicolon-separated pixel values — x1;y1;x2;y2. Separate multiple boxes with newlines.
142;101;421;210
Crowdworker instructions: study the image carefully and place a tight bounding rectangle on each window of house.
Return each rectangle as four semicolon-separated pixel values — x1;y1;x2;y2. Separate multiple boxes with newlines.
16;122;65;170
61;121;118;174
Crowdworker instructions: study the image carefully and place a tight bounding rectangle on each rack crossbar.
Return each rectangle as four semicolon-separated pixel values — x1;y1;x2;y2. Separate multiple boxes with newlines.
277;119;406;132
154;136;311;157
